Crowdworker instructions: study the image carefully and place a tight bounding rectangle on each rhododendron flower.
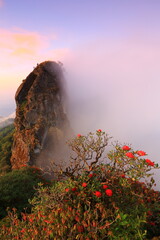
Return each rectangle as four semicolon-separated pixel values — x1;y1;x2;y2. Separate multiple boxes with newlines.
97;129;102;132
82;182;87;187
102;184;108;189
77;134;81;138
125;152;134;158
122;145;131;151
29;218;34;223
121;174;125;178
145;159;154;166
94;191;102;197
137;150;146;156
105;189;113;196
65;188;69;192
89;173;93;178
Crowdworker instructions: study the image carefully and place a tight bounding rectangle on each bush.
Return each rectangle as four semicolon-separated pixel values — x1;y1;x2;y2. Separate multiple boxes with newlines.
0;166;50;219
0;130;160;239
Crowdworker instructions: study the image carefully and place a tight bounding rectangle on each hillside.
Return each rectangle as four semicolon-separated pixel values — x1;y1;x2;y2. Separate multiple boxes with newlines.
0;124;14;174
0;124;51;220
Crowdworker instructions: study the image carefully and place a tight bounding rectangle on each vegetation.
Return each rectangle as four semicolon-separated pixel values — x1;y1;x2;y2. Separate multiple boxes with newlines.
0;125;51;223
0;124;14;174
0;130;159;239
0;166;50;220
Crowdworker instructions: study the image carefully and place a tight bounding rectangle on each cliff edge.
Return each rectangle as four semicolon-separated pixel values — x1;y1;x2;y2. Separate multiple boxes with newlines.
11;61;69;171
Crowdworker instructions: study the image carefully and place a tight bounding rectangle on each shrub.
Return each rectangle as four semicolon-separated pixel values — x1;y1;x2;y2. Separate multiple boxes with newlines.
0;166;50;219
0;130;160;239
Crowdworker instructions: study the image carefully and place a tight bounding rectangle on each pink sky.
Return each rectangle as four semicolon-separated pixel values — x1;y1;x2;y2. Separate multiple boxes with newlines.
0;0;160;188
0;27;69;115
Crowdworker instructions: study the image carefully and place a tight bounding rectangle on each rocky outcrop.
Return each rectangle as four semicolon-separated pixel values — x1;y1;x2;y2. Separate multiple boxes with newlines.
11;61;70;171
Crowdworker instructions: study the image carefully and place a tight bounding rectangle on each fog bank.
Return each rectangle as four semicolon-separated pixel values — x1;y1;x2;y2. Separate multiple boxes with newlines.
64;38;160;189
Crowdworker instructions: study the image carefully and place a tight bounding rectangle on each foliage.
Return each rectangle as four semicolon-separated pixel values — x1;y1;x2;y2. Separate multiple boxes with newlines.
0;130;160;239
0;166;50;219
0;124;14;174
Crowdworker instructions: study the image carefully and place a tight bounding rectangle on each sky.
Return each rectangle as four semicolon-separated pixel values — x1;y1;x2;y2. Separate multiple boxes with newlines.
0;0;160;188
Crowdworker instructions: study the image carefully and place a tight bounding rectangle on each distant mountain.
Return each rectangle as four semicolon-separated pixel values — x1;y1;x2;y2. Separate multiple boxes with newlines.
0;113;15;129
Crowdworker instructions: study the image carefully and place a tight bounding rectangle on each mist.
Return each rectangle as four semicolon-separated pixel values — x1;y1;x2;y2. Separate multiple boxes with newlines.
64;38;160;189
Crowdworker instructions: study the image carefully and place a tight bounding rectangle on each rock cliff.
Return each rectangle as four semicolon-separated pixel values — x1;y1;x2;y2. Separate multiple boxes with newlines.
11;61;70;172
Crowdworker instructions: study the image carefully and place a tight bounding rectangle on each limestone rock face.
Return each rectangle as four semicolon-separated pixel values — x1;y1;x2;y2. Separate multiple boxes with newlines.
11;61;69;170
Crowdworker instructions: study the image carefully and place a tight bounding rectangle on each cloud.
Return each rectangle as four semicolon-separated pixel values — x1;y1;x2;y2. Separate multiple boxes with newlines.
64;35;160;189
0;0;3;7
0;27;69;105
0;28;49;59
0;28;69;64
65;35;160;148
0;27;69;73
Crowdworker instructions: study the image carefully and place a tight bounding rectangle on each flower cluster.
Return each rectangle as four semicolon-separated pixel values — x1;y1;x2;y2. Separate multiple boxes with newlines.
122;145;155;168
145;159;154;167
137;150;146;156
0;131;159;240
122;145;131;151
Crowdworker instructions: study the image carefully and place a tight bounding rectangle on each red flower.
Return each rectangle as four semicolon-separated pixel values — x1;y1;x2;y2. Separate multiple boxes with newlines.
97;129;102;132
29;218;34;223
121;174;125;178
65;188;69;192
122;145;131;151
89;173;93;178
145;159;154;166
105;189;113;196
82;182;87;187
137;150;146;156
21;228;26;233
72;187;77;192
94;191;102;197
77;134;82;138
102;185;108;189
125;152;134;158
